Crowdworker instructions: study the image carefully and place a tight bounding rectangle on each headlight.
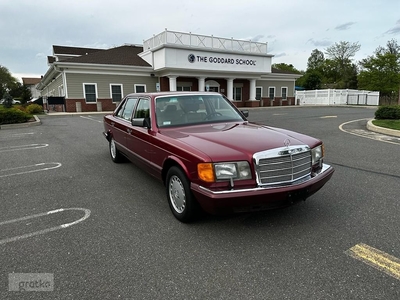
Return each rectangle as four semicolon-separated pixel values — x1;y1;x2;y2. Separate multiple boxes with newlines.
198;161;251;182
311;145;324;165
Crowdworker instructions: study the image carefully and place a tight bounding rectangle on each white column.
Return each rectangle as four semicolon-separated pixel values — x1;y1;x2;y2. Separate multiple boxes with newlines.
249;79;256;101
226;78;234;100
168;76;177;91
197;77;206;91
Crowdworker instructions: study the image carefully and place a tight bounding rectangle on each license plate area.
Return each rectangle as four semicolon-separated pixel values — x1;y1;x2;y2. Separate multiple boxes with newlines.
288;188;309;201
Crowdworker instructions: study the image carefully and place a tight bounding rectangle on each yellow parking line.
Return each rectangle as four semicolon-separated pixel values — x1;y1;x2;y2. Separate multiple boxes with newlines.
346;243;400;280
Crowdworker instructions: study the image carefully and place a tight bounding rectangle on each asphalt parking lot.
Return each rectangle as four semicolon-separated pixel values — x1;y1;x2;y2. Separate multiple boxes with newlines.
0;106;399;299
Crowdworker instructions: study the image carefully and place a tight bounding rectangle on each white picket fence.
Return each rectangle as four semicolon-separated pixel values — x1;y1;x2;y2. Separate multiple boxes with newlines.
295;89;380;106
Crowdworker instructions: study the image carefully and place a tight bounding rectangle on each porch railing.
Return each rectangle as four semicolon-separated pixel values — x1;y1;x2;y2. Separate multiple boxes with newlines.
143;29;268;54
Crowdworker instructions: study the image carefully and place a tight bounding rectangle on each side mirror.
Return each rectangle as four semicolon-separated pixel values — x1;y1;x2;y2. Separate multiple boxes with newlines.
240;110;249;118
131;117;151;128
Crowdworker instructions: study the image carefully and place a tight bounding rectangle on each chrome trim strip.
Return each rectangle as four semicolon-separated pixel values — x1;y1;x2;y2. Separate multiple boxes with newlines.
197;164;332;195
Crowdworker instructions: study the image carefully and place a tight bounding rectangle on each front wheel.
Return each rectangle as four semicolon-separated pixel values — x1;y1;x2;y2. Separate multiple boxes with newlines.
166;166;198;222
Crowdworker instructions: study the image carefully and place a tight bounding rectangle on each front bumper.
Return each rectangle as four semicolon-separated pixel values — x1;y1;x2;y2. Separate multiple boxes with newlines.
191;164;334;214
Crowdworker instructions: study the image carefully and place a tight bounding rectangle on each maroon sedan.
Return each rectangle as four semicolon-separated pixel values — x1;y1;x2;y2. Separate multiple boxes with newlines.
103;92;334;222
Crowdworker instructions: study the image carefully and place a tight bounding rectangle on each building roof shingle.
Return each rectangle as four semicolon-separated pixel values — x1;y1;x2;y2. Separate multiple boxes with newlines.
61;45;151;67
53;45;104;56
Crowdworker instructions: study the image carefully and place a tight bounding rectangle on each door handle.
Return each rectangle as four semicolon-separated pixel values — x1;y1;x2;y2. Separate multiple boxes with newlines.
110;122;115;126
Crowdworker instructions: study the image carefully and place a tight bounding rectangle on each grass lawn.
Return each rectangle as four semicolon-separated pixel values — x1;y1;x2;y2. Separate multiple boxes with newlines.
372;119;400;131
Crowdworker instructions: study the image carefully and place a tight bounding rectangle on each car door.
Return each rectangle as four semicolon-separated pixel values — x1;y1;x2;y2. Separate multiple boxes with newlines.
124;97;153;171
111;97;138;154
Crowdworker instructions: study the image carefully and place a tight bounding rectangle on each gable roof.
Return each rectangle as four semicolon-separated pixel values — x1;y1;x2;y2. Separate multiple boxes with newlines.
61;45;151;67
53;45;104;56
22;77;41;85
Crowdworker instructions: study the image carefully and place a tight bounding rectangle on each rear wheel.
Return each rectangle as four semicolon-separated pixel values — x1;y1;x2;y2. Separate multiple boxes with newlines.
166;166;198;222
109;138;124;163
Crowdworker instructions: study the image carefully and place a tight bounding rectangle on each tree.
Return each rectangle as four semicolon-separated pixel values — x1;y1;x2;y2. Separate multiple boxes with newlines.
380;39;400;56
0;65;18;98
271;63;302;74
11;82;31;103
307;49;325;74
324;41;361;88
302;72;322;90
325;41;361;63
0;65;31;102
358;41;400;103
2;91;13;108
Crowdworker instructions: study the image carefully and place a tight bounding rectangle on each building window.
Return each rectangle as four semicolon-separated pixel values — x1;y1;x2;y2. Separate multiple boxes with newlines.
58;85;64;96
83;84;97;103
256;87;262;100
110;84;123;102
268;87;275;100
281;87;287;99
135;84;146;93
233;87;242;101
177;86;191;91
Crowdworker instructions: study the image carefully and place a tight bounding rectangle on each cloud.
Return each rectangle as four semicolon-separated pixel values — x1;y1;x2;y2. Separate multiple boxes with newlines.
274;53;286;58
251;35;265;42
307;39;332;47
385;19;400;35
335;22;356;31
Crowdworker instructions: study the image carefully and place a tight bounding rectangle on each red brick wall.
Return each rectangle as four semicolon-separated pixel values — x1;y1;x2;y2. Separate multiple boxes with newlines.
65;99;118;112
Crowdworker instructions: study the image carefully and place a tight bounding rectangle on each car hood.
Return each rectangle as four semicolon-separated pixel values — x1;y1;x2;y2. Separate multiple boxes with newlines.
161;122;320;161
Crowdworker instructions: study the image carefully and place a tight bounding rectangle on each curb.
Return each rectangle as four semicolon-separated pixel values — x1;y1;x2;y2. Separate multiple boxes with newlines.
0;115;41;130
367;119;400;138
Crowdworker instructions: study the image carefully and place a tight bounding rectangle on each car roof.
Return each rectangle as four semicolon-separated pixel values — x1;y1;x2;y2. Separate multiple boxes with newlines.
124;91;222;98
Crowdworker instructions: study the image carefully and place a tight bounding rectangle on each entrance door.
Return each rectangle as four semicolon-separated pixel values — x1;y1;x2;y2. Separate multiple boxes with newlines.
209;86;219;92
205;80;220;93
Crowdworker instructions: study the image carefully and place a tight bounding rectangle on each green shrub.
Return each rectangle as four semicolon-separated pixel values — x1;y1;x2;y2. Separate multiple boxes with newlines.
375;105;400;120
25;103;43;114
0;107;32;124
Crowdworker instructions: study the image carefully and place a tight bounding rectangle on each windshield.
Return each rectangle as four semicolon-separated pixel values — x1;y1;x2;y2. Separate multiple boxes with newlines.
155;94;245;127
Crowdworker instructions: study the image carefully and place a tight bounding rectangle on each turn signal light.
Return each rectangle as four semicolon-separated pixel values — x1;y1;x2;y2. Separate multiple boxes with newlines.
197;163;215;182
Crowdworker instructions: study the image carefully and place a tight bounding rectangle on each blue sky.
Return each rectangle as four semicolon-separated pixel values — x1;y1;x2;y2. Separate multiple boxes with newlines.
1;0;399;81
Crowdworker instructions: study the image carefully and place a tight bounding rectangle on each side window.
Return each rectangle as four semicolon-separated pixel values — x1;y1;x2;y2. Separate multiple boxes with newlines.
134;98;150;118
115;99;127;118
116;98;138;121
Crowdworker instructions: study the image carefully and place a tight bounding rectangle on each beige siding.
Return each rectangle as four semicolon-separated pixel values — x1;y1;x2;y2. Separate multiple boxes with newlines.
66;73;158;99
256;80;295;97
41;74;63;97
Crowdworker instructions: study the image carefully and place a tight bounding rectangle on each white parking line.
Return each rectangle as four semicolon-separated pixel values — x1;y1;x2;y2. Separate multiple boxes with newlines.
0;144;49;153
0;208;91;245
4;132;35;138
0;162;62;178
80;116;102;123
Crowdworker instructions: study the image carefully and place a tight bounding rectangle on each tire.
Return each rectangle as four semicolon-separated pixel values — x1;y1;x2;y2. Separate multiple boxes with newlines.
166;166;198;222
109;137;124;163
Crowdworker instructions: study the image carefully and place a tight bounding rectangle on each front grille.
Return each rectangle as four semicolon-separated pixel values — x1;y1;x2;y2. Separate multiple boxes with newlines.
254;146;312;186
